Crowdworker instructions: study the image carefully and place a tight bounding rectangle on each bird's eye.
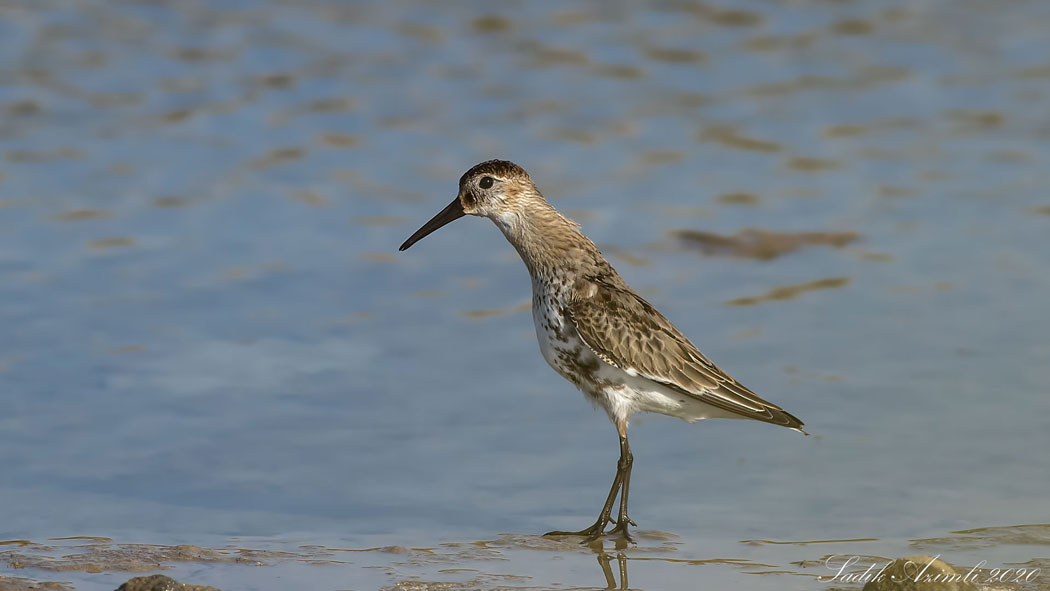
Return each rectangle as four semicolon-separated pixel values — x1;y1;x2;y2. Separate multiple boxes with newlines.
479;176;494;189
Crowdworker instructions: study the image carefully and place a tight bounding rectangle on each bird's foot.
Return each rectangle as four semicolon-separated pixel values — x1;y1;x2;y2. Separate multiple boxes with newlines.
544;519;609;544
545;516;637;545
606;519;635;544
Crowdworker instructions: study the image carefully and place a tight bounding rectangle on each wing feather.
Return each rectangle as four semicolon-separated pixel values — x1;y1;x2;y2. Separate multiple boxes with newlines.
567;277;805;430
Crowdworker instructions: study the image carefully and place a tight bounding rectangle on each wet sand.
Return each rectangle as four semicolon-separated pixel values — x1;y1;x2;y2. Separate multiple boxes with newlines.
4;525;1049;590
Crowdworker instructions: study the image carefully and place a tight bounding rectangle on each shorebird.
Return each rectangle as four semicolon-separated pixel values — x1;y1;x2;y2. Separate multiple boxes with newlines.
399;160;805;543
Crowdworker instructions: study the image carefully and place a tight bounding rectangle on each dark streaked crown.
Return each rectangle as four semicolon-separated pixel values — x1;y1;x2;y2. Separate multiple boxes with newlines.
459;159;529;187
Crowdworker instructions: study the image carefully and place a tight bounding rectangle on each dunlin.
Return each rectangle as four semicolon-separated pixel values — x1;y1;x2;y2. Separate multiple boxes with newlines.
399;160;805;543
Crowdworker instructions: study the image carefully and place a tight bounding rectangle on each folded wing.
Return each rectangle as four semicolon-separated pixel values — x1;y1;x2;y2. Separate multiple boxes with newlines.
567;277;805;431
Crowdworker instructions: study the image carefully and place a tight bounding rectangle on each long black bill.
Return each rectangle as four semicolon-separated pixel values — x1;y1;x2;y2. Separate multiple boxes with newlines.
398;197;465;251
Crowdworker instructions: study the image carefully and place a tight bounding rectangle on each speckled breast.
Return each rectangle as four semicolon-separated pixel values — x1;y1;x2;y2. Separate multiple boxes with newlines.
531;293;599;389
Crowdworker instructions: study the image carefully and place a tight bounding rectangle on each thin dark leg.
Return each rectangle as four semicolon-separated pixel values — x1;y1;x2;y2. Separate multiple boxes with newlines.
607;436;635;542
545;454;623;541
545;431;634;543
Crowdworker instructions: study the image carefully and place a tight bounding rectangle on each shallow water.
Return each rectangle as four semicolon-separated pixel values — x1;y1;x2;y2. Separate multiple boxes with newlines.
2;0;1049;589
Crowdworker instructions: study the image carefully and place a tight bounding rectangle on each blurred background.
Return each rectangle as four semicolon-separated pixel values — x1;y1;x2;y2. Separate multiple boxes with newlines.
2;1;1049;590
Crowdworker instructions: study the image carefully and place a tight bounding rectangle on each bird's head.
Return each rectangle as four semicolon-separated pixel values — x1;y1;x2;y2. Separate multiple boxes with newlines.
399;159;536;251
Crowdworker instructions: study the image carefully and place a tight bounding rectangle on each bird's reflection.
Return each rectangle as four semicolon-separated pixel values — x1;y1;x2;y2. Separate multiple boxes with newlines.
596;550;629;590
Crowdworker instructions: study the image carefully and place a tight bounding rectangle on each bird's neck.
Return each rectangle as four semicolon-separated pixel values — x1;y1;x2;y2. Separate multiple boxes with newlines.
490;197;596;291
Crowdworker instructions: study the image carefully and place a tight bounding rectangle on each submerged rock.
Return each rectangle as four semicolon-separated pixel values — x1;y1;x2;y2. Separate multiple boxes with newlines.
862;555;977;591
115;574;220;591
673;227;859;260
